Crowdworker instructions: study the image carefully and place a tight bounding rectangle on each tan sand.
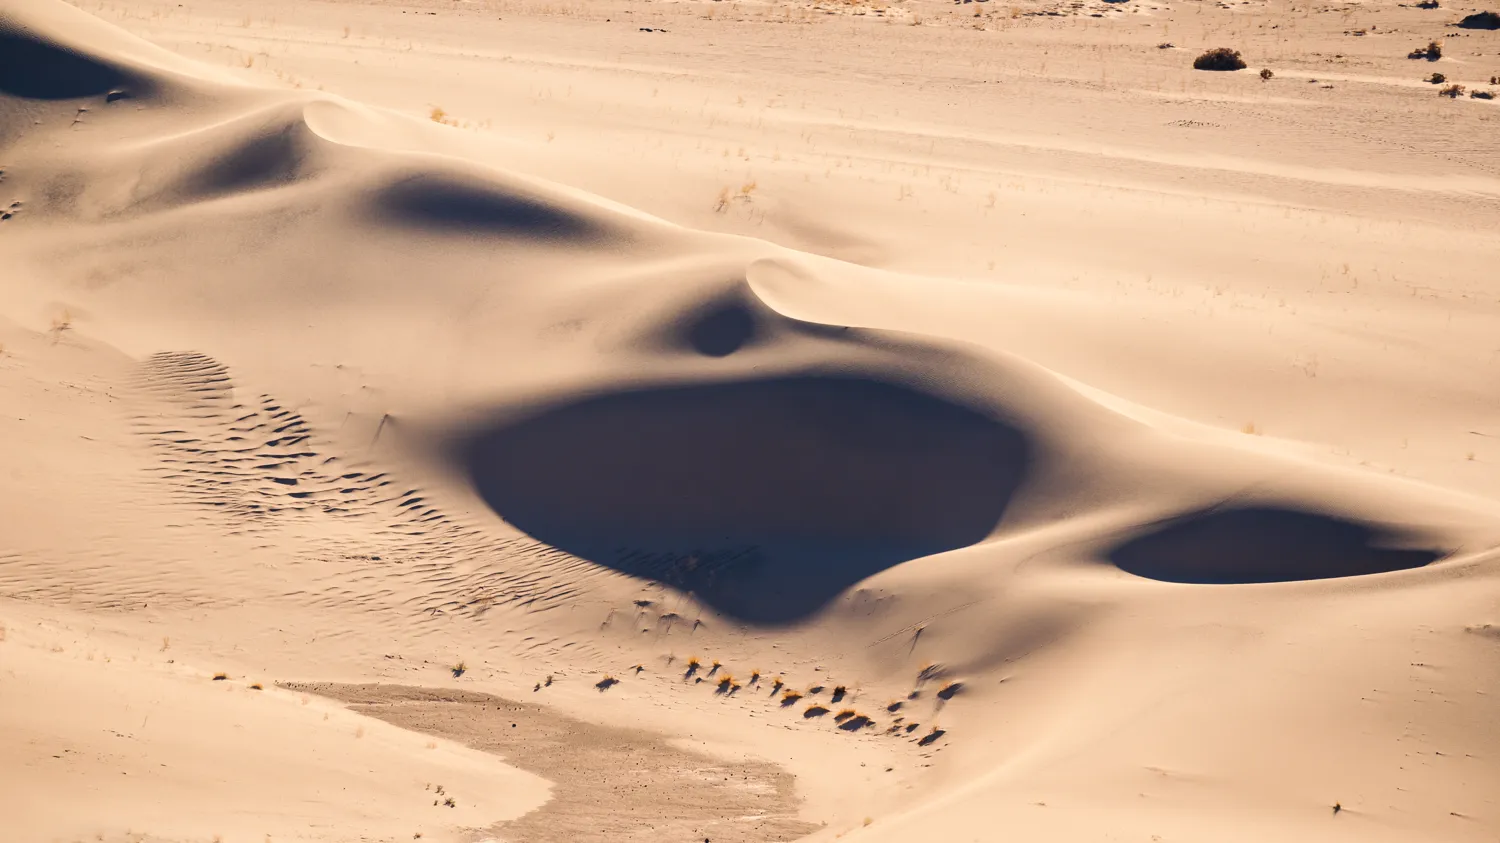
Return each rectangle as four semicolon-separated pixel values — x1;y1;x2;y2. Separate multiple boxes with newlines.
2;0;1499;840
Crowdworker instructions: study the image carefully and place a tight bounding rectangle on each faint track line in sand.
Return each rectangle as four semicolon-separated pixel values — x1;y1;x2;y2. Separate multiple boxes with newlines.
864;599;984;650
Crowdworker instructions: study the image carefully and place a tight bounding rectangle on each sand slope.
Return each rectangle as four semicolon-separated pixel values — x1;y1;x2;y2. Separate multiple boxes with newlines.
3;0;1500;840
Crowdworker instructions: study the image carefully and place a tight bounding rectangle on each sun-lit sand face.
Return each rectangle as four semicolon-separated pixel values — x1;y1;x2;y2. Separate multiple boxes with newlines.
2;0;1499;841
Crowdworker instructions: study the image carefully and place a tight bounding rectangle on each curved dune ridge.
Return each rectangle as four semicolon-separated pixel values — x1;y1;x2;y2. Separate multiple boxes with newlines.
5;2;1500;842
177;115;319;201
3;0;1483;603
2;0;1490;600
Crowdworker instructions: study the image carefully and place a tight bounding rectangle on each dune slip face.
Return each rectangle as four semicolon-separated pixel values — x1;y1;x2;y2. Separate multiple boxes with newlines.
4;0;1500;841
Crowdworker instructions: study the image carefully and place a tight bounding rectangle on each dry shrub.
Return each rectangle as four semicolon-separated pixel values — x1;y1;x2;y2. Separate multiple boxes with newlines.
1409;41;1442;60
1194;47;1246;71
1456;11;1500;29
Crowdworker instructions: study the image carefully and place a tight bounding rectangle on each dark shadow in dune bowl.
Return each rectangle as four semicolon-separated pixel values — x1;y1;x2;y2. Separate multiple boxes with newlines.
0;31;139;100
686;300;759;358
371;173;608;242
182;125;310;199
462;375;1031;624
1109;506;1444;584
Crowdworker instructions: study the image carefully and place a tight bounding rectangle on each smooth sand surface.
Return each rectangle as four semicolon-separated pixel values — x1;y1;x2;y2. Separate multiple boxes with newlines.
2;0;1499;840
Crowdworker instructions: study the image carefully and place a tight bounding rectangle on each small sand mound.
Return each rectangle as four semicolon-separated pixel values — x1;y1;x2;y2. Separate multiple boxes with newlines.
1108;506;1444;584
368;170;617;243
178;117;319;200
632;280;855;359
461;373;1031;623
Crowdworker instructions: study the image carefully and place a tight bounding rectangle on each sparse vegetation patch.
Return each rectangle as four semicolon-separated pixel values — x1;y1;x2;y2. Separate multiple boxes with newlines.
1456;11;1500;29
1194;48;1246;71
1409;41;1442;60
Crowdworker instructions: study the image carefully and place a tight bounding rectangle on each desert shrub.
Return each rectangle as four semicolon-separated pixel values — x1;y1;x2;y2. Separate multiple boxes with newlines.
1428;72;1448;83
1439;83;1466;97
1260;68;1274;80
1194;47;1247;71
1473;89;1496;99
1457;11;1500;29
1416;0;1439;8
1410;41;1442;60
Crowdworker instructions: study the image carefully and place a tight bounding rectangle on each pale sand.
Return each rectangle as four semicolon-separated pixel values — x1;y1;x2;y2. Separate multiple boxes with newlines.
2;0;1499;840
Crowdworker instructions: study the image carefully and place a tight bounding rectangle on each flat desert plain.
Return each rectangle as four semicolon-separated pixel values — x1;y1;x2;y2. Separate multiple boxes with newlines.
2;0;1499;841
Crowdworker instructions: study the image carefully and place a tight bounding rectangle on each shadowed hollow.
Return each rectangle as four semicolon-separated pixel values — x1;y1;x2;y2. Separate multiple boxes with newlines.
462;374;1030;623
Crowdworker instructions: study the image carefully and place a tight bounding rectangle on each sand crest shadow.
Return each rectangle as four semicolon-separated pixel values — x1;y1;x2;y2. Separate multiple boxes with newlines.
1108;506;1444;584
461;374;1030;624
0;31;138;100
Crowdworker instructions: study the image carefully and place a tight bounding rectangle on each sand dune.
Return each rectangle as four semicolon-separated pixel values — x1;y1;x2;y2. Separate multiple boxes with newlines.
3;0;1499;840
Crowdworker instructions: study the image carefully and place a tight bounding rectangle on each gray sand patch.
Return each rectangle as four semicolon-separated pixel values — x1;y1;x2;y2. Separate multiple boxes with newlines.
285;683;821;843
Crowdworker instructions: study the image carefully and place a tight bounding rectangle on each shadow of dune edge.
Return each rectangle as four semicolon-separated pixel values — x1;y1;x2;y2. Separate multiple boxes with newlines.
367;170;621;244
1108;505;1447;584
105;103;333;212
178;115;319;201
0;0;226;107
460;372;1032;625
0;29;142;101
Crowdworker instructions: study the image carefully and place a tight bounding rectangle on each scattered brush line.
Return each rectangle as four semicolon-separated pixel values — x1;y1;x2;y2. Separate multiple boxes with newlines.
646;653;953;745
